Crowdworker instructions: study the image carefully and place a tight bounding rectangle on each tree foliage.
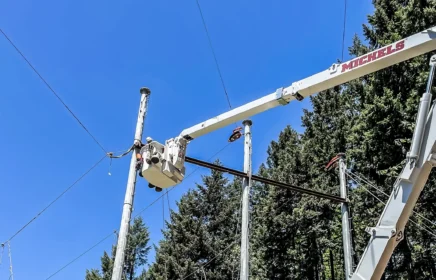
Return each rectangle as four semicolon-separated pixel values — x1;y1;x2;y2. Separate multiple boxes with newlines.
148;160;241;280
85;217;151;280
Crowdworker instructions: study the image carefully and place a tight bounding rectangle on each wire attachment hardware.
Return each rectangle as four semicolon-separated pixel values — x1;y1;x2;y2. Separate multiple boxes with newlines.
228;127;243;142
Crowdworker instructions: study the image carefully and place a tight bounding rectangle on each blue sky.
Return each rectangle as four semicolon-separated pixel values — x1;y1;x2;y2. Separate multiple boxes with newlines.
0;1;372;279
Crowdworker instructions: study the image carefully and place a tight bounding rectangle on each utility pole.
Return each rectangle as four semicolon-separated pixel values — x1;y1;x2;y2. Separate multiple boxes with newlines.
338;153;353;279
240;119;252;280
111;87;151;280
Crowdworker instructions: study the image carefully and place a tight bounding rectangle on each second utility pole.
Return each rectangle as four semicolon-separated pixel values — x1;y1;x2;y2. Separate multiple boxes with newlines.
240;120;252;280
111;87;151;280
338;154;353;279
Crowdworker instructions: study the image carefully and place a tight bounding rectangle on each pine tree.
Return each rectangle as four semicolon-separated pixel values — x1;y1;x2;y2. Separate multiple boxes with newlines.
85;216;151;280
148;161;241;280
251;126;314;279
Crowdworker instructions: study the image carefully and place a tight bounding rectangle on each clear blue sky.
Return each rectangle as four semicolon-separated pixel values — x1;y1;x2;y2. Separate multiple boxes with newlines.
0;1;372;279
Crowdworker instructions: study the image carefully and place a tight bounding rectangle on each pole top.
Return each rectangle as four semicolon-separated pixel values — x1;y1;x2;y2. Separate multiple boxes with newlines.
337;152;346;159
242;119;252;126
140;87;151;95
430;55;436;66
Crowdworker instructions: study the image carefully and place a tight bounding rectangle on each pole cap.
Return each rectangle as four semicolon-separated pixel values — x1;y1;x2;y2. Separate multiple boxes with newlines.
337;152;346;159
242;119;252;126
140;87;151;95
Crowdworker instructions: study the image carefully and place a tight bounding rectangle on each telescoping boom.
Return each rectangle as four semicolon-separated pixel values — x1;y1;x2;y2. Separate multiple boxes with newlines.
140;26;436;190
139;26;436;279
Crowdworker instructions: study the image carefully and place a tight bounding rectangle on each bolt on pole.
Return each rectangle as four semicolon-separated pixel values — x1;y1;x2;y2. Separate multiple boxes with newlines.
111;87;151;280
338;154;353;279
240;119;252;280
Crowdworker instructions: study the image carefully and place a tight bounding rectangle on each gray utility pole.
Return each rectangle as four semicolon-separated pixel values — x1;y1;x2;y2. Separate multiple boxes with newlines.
240;119;252;280
338;154;353;279
111;87;151;280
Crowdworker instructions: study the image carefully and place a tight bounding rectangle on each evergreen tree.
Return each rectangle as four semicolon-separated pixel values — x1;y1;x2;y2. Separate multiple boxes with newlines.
148;161;241;280
85;217;151;280
344;1;436;278
251;126;312;279
299;86;355;280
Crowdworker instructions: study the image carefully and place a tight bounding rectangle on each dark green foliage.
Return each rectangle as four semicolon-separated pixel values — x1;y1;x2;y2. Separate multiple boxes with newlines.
85;217;151;280
148;161;241;280
345;1;436;279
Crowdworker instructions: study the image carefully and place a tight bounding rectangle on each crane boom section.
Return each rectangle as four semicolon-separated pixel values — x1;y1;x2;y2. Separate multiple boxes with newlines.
286;29;436;99
181;26;436;140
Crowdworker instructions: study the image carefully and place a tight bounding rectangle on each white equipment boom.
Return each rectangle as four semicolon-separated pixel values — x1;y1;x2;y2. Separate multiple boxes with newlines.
140;26;436;279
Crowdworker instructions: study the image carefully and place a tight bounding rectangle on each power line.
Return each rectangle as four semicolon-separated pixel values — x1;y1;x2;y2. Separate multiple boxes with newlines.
346;171;436;229
341;0;348;61
355;181;436;239
0;28;107;153
45;231;116;280
195;0;232;109
166;191;171;217
4;154;107;243
346;171;436;239
162;193;165;229
45;143;232;278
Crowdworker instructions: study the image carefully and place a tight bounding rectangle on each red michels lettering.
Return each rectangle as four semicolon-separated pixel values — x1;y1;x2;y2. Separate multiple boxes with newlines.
341;40;405;73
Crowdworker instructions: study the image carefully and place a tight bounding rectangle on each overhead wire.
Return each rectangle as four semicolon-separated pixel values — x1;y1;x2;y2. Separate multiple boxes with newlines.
346;171;436;239
341;0;348;62
45;231;117;280
162;193;165;229
132;142;232;218
166;191;171;216
346;170;436;229
0;28;108;154
108;145;134;159
44;143;232;278
354;180;436;239
195;0;232;109
4;154;107;244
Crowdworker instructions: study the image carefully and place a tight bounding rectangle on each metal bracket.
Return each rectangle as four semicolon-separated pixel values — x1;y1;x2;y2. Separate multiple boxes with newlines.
422;27;436;37
329;63;341;75
293;92;304;101
430;55;436;66
287;82;304;101
275;87;288;105
365;226;396;239
426;153;436;166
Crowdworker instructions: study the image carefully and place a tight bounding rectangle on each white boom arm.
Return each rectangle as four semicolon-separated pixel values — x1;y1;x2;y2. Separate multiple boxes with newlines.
141;26;436;190
180;27;436;140
139;26;436;279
